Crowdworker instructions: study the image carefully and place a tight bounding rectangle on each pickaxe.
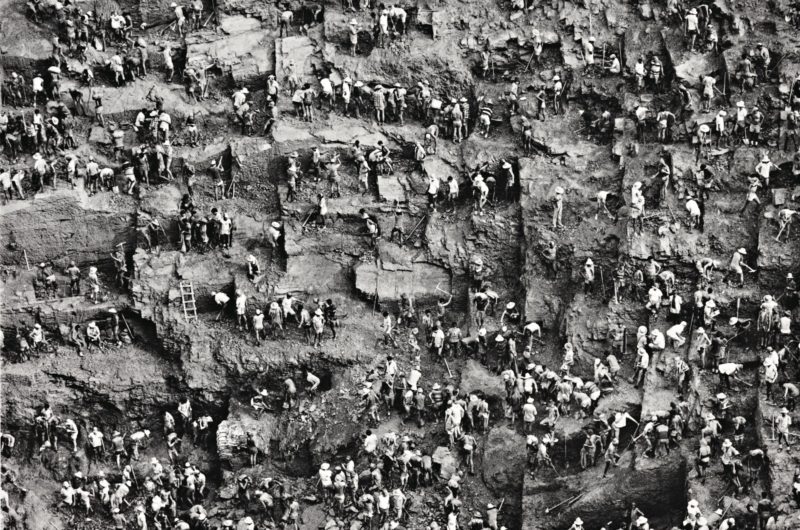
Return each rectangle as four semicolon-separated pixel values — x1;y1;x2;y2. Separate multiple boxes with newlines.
544;492;583;514
434;280;453;298
444;359;454;378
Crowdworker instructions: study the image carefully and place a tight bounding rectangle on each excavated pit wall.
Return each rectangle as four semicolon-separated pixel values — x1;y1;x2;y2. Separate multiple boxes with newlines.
0;189;137;270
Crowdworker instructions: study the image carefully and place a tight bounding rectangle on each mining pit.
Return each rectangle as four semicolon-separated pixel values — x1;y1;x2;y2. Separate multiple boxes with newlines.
3;0;800;529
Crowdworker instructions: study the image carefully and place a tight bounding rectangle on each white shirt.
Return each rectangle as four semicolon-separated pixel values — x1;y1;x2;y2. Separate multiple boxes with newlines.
215;293;230;305
667;324;685;340
320;78;333;94
88;431;104;447
718;363;741;375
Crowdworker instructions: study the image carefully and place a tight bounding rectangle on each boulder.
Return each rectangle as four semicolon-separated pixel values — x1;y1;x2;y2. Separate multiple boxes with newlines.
459;360;506;402
432;446;457;479
482;426;525;494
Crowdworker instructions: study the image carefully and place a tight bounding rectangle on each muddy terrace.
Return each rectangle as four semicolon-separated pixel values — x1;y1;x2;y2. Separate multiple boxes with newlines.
3;0;800;528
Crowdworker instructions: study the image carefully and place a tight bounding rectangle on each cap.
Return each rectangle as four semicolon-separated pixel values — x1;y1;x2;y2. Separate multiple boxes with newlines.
344;77;352;83
555;186;565;194
321;463;330;470
350;18;357;24
506;302;515;309
738;248;747;254
737;101;745;107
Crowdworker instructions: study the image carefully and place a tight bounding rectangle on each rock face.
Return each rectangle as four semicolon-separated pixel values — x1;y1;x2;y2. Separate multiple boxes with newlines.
276;36;319;89
186;16;275;83
1;343;183;430
0;189;136;269
354;259;451;302
523;453;688;530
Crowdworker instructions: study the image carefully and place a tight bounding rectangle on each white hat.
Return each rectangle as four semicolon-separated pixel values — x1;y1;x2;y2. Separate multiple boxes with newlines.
344;77;352;83
553;75;560;81
321;463;330;470
555;186;564;194
247;254;257;262
574;518;584;526
737;101;745;107
272;221;281;229
737;248;746;254
762;155;770;163
506;302;515;309
495;335;505;342
350;18;358;24
689;7;697;13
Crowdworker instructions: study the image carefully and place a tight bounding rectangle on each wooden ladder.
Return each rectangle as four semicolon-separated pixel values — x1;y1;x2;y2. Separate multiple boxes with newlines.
180;281;198;322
